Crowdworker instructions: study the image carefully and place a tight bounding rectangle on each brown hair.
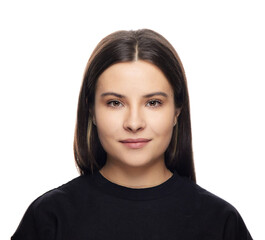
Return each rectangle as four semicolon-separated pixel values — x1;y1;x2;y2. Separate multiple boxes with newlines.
74;29;196;182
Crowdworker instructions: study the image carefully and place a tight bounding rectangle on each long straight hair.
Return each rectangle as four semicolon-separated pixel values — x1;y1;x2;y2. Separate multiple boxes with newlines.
74;29;196;182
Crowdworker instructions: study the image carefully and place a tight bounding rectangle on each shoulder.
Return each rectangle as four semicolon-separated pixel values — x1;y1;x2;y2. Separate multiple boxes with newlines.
174;173;252;239
11;174;95;239
31;174;95;209
176;173;237;213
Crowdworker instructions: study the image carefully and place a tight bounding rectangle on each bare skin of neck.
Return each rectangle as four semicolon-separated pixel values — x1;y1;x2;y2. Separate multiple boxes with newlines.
99;161;173;189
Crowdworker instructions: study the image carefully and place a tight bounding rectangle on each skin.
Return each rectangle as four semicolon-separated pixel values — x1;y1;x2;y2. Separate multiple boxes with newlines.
93;60;180;188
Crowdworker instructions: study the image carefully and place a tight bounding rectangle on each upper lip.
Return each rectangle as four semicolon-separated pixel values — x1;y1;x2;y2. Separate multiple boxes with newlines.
120;138;151;143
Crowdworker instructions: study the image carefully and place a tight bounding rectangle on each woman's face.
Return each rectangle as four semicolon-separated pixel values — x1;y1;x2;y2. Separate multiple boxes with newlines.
94;60;179;170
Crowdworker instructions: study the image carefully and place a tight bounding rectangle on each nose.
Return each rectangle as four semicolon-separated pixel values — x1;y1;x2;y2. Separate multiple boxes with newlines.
123;106;146;133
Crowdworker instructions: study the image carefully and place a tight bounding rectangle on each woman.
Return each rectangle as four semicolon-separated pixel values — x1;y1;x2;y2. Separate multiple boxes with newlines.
12;29;252;239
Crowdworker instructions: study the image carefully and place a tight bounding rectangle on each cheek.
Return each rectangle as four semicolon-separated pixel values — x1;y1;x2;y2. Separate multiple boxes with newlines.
149;111;174;137
95;108;121;139
148;114;174;156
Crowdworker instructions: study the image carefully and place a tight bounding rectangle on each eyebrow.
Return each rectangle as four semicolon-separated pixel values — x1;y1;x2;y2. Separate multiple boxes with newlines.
100;91;168;98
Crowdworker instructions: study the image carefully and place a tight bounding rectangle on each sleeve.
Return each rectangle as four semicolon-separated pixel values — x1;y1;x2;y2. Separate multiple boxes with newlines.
11;192;58;240
223;209;253;240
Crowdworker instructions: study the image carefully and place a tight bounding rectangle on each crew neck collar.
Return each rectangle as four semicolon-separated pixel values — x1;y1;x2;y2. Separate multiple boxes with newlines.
92;170;179;201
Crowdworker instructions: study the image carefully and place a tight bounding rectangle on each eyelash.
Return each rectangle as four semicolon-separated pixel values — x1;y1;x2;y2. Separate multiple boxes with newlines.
146;99;163;107
107;100;123;108
106;99;163;108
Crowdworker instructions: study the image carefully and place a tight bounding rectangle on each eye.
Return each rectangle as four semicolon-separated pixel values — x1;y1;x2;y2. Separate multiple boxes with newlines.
146;99;162;108
107;100;123;108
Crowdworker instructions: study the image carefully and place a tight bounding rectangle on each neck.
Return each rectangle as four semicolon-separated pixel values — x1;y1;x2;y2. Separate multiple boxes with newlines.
99;161;173;189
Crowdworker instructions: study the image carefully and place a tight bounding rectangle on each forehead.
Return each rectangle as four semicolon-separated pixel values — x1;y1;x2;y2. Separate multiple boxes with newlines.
96;60;173;95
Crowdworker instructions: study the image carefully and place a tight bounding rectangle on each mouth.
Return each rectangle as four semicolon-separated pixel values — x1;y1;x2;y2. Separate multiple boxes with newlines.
119;138;151;149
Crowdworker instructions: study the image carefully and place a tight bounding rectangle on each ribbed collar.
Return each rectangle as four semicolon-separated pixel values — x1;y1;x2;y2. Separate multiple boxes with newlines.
92;170;179;201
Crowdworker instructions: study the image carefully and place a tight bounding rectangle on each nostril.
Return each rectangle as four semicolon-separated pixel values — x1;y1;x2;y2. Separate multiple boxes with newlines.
123;118;146;132
126;126;144;133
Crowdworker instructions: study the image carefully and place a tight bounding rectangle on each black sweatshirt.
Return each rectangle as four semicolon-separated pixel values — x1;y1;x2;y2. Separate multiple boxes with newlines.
11;170;252;239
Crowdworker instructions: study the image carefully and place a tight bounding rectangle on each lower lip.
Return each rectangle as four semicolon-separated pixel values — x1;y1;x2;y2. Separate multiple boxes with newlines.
121;141;150;149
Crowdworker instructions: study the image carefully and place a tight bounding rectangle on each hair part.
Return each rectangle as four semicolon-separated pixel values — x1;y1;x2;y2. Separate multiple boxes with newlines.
134;42;139;61
74;29;196;182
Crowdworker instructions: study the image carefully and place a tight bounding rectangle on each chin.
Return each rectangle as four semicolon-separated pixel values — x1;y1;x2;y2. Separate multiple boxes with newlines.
116;154;161;169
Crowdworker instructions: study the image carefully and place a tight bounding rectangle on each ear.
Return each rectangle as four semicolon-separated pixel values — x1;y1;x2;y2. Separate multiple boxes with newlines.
174;108;181;126
89;106;96;126
92;116;96;125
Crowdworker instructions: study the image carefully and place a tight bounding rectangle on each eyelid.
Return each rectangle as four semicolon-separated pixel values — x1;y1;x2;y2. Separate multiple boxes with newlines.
106;99;124;108
106;99;163;108
146;99;163;107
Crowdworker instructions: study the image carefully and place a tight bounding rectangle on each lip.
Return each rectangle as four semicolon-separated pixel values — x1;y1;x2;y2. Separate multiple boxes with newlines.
119;138;151;149
120;138;151;143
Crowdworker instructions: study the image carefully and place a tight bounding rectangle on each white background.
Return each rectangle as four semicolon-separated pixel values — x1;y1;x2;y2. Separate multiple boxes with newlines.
1;0;264;239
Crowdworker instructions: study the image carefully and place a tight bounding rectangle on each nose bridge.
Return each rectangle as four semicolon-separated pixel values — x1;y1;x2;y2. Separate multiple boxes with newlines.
124;103;145;131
